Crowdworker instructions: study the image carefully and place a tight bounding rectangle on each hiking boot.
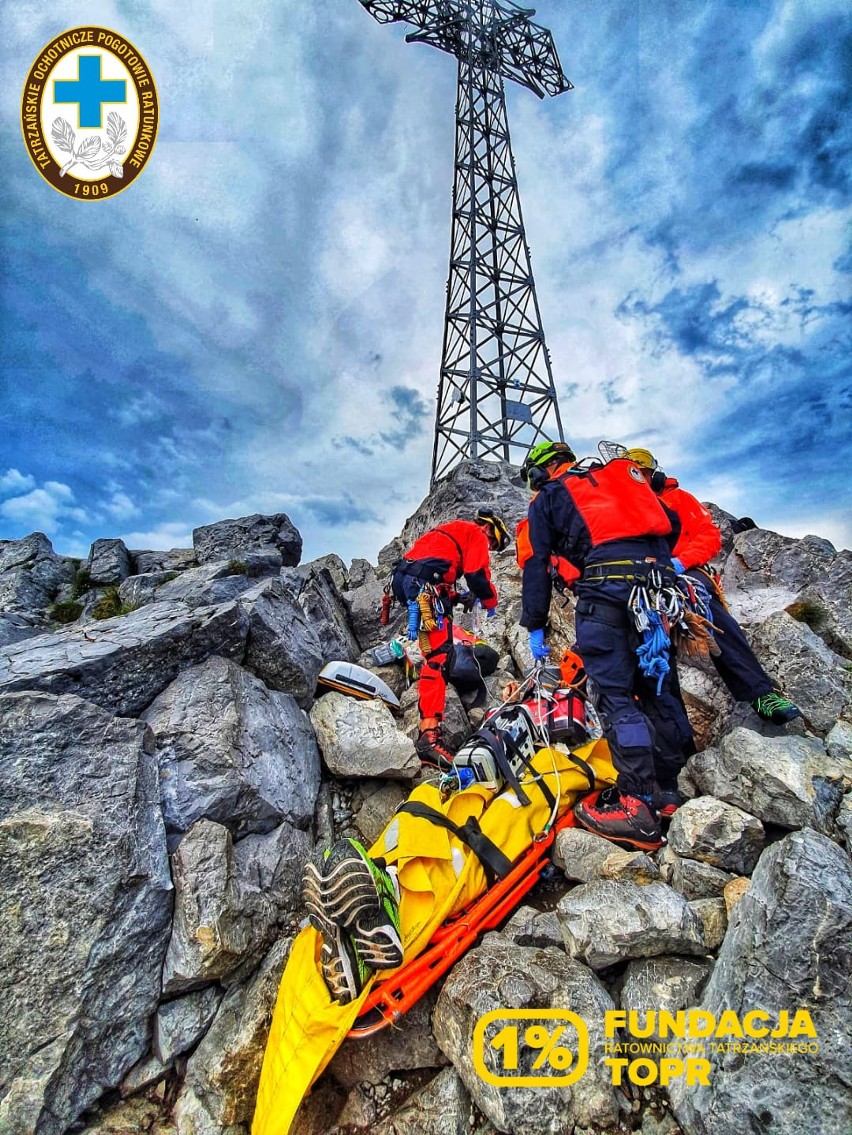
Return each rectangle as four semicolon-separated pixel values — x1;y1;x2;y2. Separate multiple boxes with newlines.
415;721;455;771
319;925;370;1006
574;785;664;851
653;781;682;819
302;838;403;974
751;692;801;725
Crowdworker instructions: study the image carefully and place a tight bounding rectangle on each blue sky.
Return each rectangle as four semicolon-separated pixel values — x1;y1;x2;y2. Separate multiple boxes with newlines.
1;0;850;563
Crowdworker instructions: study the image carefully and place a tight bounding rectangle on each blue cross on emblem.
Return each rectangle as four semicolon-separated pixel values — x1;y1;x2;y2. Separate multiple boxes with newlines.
54;55;126;129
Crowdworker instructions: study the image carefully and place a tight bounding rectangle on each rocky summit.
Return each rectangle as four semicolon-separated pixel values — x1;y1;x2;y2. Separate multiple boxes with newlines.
0;459;850;1135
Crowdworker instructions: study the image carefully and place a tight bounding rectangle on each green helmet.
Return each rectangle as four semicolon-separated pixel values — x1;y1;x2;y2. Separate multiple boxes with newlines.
521;440;576;488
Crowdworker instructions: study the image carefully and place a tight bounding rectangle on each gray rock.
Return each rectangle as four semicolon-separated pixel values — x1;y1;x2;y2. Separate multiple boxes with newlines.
656;846;736;900
400;682;471;752
689;898;728;950
142;656;321;839
162;819;308;993
87;538;132;585
0;692;172;1135
282;565;360;665
791;549;852;661
176;936;292;1132
371;1068;470;1135
0;533;74;615
0;611;44;646
155;987;225;1064
826;720;852;760
193;512;301;567
667;797;765;875
118;569;179;609
311;690;419;779
557;880;707;968
500;905;565;950
668;829;852;1135
154;561;261;608
680;727;852;833
433;934;621;1134
620;957;713;1040
0;598;247;717
353;780;409;847
239;578;325;707
328;987;447;1089
342;559;388;651
303;553;349;594
119;1052;171;1095
722;529;836;625
132;547;197;574
749;611;852;734
837;792;852;857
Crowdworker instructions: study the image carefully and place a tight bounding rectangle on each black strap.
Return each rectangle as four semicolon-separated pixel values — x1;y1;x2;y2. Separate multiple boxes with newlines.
477;722;558;815
562;750;596;792
396;802;513;883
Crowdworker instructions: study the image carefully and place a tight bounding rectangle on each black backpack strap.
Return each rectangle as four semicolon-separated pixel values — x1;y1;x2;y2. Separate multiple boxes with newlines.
396;801;513;883
476;724;557;814
562;750;596;792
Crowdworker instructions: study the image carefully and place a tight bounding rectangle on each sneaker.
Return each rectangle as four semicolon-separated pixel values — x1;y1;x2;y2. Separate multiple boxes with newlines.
653;782;682;819
751;692;801;725
574;785;664;851
302;838;403;975
319;925;370;1005
415;726;455;771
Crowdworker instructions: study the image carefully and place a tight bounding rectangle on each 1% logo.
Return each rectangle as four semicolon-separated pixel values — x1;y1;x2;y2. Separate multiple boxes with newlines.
473;1009;589;1088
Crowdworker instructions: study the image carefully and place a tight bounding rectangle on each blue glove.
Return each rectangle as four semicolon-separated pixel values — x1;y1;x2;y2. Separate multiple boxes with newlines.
672;557;685;575
529;628;549;660
486;605;497;619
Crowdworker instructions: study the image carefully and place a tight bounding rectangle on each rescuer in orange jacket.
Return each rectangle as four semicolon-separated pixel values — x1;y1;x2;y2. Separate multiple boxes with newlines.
391;511;509;768
520;440;692;851
625;448;801;729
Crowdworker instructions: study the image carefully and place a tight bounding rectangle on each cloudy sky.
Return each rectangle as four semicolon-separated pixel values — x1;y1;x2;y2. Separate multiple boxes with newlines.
1;0;850;564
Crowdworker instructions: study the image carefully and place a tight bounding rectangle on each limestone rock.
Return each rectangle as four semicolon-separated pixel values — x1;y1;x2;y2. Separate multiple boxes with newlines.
668;829;852;1135
176;937;292;1131
352;780;409;847
557;880;707;968
304;553;349;593
239;579;325;707
133;547;197;574
722;876;750;916
826;720;852;760
552;826;617;882
342;559;390;651
142;656;320;840
620;957;713;1041
153;562;263;608
87;538;132;585
328;987;447;1090
748;611;852;734
371;1068;470;1135
689;897;728;950
656;846;736;901
791;548;852;660
311;690;419;779
433;934;621;1134
667;797;765;875
282;565;360;665
0;692;172;1135
154;987;225;1064
192;513;302;567
0;598;247;717
162;819;308;993
500;905;564;951
0;611;43;646
118;569;180;610
722;529;836;625
680;727;852;833
0;533;75;615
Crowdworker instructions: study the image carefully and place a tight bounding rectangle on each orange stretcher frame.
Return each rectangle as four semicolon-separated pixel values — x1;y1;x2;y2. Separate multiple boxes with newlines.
348;810;576;1038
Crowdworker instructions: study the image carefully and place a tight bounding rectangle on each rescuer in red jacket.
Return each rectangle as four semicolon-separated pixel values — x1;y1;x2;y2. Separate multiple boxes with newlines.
520;440;691;851
625;448;801;728
392;511;509;768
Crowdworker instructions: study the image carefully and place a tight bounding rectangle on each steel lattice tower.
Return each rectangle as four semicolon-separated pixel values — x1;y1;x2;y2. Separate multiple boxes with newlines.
358;1;572;483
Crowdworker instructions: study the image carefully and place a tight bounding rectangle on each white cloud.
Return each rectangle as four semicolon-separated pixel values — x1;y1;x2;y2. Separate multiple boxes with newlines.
103;490;141;521
117;522;195;550
0;482;89;533
0;469;36;495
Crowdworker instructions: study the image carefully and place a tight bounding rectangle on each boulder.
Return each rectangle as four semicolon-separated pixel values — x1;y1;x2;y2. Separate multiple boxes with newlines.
556;880;708;968
155;986;225;1064
552;826;617;882
142;656;321;840
0;611;44;647
342;559;390;651
0;533;74;615
668;829;852;1135
282;566;360;665
0;692;172;1135
352;780;410;847
174;937;291;1133
162;819;309;993
667;797;765;875
132;547;197;574
370;1068;470;1135
500;905;564;951
118;569;180;610
192;513;302;567
87;538;132;585
722;529;836;625
656;846;736;901
748;611;852;734
620;956;713;1041
310;690;419;780
239;579;325;707
0;598;247;717
303;553;349;594
680;727;852;834
328;987;447;1090
790;548;852;660
153;562;263;608
433;934;621;1134
689;897;728;950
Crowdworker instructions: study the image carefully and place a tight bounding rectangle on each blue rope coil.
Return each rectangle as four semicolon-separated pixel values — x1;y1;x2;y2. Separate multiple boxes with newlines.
636;609;671;694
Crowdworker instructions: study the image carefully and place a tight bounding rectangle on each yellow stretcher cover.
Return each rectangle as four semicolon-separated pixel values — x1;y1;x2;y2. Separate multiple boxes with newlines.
252;738;616;1135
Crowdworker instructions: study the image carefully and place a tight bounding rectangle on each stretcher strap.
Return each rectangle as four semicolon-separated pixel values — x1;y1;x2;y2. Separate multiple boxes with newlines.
396;802;513;883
